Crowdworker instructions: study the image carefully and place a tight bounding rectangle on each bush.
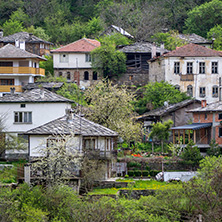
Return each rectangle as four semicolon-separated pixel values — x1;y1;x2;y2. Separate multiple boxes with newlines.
127;162;141;168
128;170;134;177
150;170;161;177
124;174;129;178
134;170;142;177
142;170;149;177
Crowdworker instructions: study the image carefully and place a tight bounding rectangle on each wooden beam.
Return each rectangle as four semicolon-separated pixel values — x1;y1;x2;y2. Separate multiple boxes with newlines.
173;130;175;144
183;130;185;144
178;130;180;143
188;130;191;142
194;130;196;143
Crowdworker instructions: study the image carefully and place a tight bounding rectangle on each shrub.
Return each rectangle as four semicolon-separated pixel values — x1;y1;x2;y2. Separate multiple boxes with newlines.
134;170;142;177
127;162;141;168
150;170;161;177
128;170;134;177
142;170;149;177
124;174;129;178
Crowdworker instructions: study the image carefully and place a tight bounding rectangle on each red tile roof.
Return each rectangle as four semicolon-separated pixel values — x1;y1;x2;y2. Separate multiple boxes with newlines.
51;38;100;53
164;43;222;57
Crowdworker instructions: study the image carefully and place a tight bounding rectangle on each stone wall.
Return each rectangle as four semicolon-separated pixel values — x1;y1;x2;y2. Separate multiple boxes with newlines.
94;181;135;189
118;189;155;199
148;59;165;83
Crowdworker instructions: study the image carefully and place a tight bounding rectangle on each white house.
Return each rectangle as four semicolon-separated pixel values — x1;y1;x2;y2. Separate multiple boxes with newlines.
51;38;101;88
25;111;118;179
0;88;73;159
0;44;46;96
149;43;222;103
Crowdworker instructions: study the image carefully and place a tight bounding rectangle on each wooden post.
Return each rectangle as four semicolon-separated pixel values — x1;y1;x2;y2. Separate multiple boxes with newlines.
152;142;154;154
178;130;180;142
194;130;196;143
173;130;175;144
188;130;191;142
183;130;185;144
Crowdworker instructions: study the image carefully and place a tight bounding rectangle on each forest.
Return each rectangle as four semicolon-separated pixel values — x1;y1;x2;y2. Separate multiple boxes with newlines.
1;0;222;49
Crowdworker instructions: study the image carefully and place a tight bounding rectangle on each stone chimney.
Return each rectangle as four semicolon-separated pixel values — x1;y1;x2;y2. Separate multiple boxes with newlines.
151;43;157;58
65;108;73;122
29;33;33;39
201;100;207;108
160;43;165;55
40;88;45;99
0;29;3;38
10;87;15;95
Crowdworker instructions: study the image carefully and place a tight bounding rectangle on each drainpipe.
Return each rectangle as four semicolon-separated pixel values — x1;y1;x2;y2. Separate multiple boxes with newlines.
219;77;221;102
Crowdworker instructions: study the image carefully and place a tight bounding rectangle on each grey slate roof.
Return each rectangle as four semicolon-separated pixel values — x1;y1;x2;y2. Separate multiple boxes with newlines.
23;82;64;91
0;32;52;45
119;42;169;53
188;101;222;113
26;114;118;137
0;88;73;103
170;123;212;130
136;99;201;120
177;33;212;44
0;44;46;60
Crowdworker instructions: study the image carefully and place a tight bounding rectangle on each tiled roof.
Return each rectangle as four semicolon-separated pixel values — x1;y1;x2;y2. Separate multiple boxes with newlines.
51;38;100;53
188;101;222;112
0;32;52;44
25;114;118;137
23;82;64;91
0;88;73;103
164;43;222;57
0;44;46;60
136;99;201;120
177;33;212;44
119;42;169;53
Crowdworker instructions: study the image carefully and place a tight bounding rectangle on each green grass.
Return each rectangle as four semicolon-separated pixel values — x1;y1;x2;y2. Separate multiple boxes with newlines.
88;179;182;195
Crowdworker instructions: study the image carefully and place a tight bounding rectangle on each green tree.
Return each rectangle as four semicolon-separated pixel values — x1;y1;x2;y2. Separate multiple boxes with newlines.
149;119;173;153
184;0;222;38
25;25;50;41
207;24;222;50
39;55;54;76
2;19;24;36
91;34;127;78
136;81;190;114
84;80;141;143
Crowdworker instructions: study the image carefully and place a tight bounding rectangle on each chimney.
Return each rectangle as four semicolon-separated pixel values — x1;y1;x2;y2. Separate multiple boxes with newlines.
40;88;44;98
65;108;73;122
10;87;15;95
29;33;33;39
0;29;3;38
201;100;207;108
160;43;165;55
151;43;157;58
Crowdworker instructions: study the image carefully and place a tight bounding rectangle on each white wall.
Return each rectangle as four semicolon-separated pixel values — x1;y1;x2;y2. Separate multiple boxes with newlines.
165;56;222;103
53;53;92;69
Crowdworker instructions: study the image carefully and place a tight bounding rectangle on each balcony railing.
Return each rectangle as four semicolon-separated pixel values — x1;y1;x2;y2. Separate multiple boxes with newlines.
0;85;22;92
0;67;45;76
180;74;194;81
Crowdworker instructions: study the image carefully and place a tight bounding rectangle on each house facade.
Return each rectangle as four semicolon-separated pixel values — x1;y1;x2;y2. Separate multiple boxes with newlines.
0;88;73;159
149;44;222;103
25;112;118;179
51;38;101;88
0;31;53;56
0;44;46;96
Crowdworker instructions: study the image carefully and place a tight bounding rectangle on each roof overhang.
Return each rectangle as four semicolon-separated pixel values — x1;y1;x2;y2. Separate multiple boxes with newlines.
170;123;212;130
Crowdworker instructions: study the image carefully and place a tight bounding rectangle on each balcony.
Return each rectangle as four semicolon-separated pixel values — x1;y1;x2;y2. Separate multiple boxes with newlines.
0;85;22;92
180;74;194;81
0;67;45;76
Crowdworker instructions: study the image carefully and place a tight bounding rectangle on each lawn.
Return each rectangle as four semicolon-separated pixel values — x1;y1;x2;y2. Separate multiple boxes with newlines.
88;179;182;195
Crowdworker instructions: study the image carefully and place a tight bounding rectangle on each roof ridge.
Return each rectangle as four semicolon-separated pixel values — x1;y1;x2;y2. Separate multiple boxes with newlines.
83;38;99;47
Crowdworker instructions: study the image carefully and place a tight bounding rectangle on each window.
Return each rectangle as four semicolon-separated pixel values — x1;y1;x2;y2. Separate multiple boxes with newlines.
93;71;97;80
219;128;222;137
84;71;89;80
212;86;218;98
59;72;63;77
174;62;180;74
20;104;26;108
219;113;222;120
83;139;95;150
199;62;205;74
0;79;14;85
199;87;206;98
85;54;91;62
67;72;71;81
175;85;180;91
59;54;68;63
0;62;13;67
14;112;32;123
129;75;133;81
40;43;44;49
212;62;218;74
187;62;193;74
187;85;193;97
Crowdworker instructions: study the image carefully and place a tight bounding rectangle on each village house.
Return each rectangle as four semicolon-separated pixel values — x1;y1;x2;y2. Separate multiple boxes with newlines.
25;110;118;179
0;88;73;159
51;38;101;88
171;100;222;149
148;43;222;103
0;30;53;56
0;44;46;96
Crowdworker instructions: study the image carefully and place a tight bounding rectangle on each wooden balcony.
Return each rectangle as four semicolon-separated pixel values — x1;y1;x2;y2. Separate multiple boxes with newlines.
0;85;22;92
180;74;194;81
0;67;45;76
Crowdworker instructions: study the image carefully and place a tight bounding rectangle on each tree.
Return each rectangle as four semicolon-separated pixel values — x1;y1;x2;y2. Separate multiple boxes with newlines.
39;55;54;76
2;19;24;36
149;120;173;153
136;81;190;114
184;0;222;38
207;25;222;50
84;80;141;143
91;34;127;78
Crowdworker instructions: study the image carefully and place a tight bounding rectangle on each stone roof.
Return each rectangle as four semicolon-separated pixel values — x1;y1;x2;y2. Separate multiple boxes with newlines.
188;101;222;113
164;43;222;57
23;82;64;91
136;99;201;120
0;32;52;44
25;114;118;137
177;33;212;44
119;42;168;53
51;38;100;53
0;44;46;60
0;88;73;103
